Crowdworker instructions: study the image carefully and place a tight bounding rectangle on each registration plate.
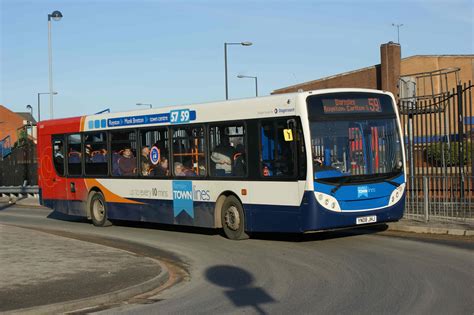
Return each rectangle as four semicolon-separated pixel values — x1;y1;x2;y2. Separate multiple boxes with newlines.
356;215;377;225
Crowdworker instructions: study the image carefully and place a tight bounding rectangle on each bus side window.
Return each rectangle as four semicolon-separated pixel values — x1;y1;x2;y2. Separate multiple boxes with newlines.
259;120;296;178
209;124;246;177
67;134;82;176
172;126;206;177
52;135;65;176
140;128;170;177
84;132;108;176
110;130;138;177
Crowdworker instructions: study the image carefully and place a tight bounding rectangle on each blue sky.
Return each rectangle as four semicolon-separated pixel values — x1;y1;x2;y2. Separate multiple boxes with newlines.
1;0;472;120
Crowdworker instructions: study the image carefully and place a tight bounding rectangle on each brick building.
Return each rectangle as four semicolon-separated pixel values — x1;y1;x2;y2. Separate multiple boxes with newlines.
0;105;37;144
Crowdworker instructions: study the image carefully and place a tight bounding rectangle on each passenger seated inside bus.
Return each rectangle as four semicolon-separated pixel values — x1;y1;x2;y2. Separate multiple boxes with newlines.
183;160;197;176
140;146;152;176
174;162;195;176
174;162;185;176
118;147;137;176
211;136;234;176
155;157;169;176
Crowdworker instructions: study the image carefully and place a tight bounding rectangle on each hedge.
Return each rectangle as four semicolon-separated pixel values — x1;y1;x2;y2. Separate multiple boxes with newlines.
425;141;472;166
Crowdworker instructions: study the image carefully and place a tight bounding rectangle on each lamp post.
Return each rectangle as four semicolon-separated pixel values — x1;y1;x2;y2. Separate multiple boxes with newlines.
136;103;152;109
48;10;63;119
391;23;403;44
224;41;252;100
237;75;258;97
37;92;58;121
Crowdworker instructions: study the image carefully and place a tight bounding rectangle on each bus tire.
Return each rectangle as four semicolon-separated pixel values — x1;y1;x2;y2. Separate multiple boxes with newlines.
221;195;249;240
89;192;111;227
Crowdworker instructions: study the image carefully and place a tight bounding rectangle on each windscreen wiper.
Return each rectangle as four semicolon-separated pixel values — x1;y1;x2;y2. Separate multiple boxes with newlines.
330;177;350;195
383;179;400;187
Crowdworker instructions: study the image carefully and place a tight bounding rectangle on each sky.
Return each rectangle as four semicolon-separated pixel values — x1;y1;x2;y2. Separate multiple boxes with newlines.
1;0;473;120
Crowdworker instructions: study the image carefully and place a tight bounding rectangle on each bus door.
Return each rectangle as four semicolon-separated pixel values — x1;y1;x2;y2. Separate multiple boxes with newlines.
45;135;69;208
65;134;86;215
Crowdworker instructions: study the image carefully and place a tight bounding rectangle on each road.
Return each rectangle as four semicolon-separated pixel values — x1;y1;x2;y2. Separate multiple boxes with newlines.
1;205;473;314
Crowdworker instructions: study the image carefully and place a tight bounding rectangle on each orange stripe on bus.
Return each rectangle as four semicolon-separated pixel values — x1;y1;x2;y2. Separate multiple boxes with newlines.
80;116;86;132
85;178;144;204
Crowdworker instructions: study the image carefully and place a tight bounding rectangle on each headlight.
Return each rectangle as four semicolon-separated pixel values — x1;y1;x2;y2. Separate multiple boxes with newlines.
315;192;341;212
388;183;405;206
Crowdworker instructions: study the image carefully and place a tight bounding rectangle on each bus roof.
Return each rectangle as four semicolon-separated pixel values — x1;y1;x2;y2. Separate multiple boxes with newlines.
38;88;394;134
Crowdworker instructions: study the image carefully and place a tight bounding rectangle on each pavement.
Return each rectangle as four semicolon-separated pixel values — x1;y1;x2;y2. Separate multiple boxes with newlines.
0;224;169;314
1;204;473;314
388;219;474;236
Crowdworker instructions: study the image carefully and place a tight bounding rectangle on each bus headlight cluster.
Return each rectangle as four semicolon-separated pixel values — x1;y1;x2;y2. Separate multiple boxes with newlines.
315;192;341;212
388;183;405;207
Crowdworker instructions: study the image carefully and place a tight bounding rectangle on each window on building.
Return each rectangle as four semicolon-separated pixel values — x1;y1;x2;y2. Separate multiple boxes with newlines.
67;134;82;176
139;128;170;177
111;130;137;177
259;119;297;178
172;126;206;177
52;135;65;176
209;124;246;177
84;132;108;176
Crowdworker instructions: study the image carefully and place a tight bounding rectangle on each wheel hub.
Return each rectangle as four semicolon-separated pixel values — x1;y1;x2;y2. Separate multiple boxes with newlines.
224;206;240;231
93;199;105;221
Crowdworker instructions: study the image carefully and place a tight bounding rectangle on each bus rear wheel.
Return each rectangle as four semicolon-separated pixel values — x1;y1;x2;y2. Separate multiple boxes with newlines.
89;192;111;227
221;195;249;240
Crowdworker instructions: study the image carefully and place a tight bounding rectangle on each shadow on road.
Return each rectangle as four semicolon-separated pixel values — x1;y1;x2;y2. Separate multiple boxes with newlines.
45;209;388;243
112;220;222;236
205;265;275;314
46;211;89;223
0;196;27;211
249;224;389;242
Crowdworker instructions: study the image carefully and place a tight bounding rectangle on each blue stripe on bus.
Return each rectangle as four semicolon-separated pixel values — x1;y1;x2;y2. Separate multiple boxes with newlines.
42;188;405;233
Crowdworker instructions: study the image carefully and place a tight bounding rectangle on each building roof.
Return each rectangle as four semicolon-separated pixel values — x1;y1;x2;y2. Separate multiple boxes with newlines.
272;54;474;94
15;112;37;124
273;64;379;93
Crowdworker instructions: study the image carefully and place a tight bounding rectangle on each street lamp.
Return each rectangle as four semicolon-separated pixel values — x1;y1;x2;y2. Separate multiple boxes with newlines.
391;23;403;44
37;92;58;121
136;103;152;109
48;10;63;119
224;41;253;100
237;75;258;97
26;105;33;118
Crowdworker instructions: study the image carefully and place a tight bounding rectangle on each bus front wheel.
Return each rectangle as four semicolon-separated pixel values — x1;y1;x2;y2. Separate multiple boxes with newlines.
89;192;111;227
221;195;249;240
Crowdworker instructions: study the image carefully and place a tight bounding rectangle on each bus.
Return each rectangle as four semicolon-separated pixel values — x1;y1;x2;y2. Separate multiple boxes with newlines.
37;88;406;240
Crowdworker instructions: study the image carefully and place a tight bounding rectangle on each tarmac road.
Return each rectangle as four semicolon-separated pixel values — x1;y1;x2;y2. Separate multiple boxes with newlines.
0;205;473;314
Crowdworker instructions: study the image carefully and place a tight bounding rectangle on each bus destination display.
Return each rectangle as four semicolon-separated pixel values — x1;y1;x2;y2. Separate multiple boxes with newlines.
322;98;382;114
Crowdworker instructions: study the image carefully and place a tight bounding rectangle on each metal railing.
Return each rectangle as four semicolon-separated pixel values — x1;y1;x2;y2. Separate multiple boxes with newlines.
405;175;473;224
0;185;39;198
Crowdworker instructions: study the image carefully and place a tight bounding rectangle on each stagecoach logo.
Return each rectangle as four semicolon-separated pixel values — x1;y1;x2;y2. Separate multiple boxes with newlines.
357;186;375;198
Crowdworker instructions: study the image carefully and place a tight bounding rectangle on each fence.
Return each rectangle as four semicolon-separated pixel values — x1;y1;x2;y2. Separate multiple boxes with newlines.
405;175;473;224
0;142;37;186
400;82;473;224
